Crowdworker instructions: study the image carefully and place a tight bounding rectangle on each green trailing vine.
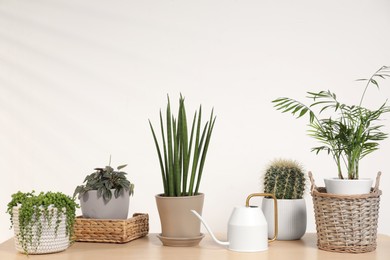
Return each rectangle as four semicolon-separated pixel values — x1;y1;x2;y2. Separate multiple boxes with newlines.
6;191;78;254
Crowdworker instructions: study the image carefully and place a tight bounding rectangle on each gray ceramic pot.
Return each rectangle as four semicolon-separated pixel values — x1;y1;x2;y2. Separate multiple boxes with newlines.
80;189;130;219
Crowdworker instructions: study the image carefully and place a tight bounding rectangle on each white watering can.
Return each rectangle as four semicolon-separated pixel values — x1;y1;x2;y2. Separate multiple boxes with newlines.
191;193;278;252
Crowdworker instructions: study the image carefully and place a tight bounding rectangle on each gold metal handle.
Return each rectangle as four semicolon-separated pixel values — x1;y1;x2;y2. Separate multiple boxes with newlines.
245;193;278;242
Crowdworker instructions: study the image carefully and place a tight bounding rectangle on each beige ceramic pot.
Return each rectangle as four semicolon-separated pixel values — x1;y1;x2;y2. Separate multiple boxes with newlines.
155;193;204;246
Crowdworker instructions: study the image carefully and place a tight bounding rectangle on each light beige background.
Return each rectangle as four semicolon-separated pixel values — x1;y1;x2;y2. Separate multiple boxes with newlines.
1;0;389;243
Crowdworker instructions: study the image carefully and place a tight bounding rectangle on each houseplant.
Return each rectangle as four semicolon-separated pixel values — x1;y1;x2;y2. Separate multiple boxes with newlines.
272;66;389;253
7;191;78;255
149;94;216;246
73;158;135;219
261;159;307;240
272;66;390;194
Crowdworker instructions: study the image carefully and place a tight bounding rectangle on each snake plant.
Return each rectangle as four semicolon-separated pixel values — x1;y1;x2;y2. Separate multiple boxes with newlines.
149;95;216;197
272;66;390;179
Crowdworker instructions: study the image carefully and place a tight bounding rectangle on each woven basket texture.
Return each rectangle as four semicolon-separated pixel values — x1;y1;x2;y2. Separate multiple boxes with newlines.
74;213;149;243
12;207;70;254
309;172;381;253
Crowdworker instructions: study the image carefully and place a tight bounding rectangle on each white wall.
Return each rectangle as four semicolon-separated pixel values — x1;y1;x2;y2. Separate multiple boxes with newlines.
1;0;390;243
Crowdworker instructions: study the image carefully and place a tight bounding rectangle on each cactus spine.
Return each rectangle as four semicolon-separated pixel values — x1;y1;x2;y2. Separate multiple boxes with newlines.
264;159;306;199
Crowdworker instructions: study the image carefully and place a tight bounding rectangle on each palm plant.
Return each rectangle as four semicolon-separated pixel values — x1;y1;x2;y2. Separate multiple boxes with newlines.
149;95;216;197
273;66;390;179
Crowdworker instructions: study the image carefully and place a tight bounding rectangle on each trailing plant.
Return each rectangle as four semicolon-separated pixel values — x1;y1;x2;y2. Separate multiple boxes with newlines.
263;159;306;199
73;160;134;202
273;66;390;179
6;191;78;254
149;95;216;197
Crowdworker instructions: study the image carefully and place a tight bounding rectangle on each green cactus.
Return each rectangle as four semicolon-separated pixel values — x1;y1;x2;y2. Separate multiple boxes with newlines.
263;159;306;199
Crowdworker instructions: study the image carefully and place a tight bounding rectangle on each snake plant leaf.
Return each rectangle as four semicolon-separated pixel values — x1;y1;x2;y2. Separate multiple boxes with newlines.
195;110;216;194
149;120;167;194
159;111;169;189
172;115;181;196
188;105;204;196
166;97;175;196
180;98;190;194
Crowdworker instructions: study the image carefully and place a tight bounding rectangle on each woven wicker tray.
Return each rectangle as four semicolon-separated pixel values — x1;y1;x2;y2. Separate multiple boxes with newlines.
74;213;149;243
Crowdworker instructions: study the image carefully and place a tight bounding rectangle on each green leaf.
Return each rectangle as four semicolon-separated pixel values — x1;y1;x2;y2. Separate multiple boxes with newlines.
97;186;104;198
117;164;127;170
298;107;308;118
103;189;112;202
149;120;167;194
159;111;169;193
114;188;120;198
195;109;216;194
166;96;175;196
188;105;203;196
370;79;379;88
180;97;189;195
309;111;315;123
172;110;181;196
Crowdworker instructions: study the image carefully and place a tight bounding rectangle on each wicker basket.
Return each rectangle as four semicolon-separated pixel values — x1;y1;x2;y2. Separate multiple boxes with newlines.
309;172;381;253
74;213;149;243
12;206;70;254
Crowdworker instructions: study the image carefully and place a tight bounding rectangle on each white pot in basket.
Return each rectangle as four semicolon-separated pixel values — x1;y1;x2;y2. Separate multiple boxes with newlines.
324;178;373;195
12;206;70;254
262;198;306;240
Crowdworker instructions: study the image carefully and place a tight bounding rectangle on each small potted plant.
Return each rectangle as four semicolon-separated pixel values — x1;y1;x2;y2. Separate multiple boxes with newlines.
73;158;135;219
272;66;389;253
261;159;306;240
7;191;78;255
272;66;390;194
149;94;216;246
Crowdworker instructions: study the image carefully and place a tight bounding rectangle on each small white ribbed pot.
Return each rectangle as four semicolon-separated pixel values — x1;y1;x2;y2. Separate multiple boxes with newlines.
261;198;306;240
12;206;69;254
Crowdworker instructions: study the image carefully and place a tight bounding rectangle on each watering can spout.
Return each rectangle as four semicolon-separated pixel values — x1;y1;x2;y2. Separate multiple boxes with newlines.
191;210;229;246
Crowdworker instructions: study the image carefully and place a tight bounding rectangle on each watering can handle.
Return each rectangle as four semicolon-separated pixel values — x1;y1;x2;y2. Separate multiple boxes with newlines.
245;193;278;242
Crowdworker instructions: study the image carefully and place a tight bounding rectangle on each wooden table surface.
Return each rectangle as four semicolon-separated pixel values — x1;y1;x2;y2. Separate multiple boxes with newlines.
1;233;389;260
